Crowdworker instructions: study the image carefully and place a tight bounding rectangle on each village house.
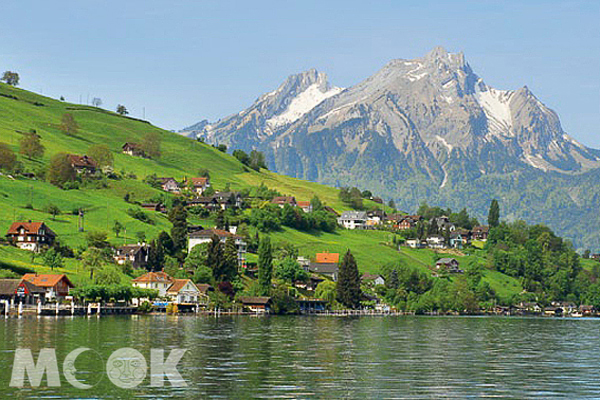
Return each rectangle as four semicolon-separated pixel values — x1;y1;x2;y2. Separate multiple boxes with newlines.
213;192;243;209
132;271;174;298
122;142;146;157
366;210;386;227
543;306;563;317
405;238;424;249
114;244;149;269
472;225;490;241
579;305;596;316
271;196;297;208
450;230;470;249
22;274;74;301
307;252;340;281
426;235;447;249
590;254;600;261
186;177;210;195
296;298;328;313
0;279;45;305
385;214;404;227
157;177;181;194
518;302;543;314
435;258;462;273
141;203;166;213
6;221;56;252
297;201;312;213
398;215;422;230
371;197;384;204
188;196;219;210
188;228;247;267
361;274;386;286
337;211;368;230
165;279;205;307
68;154;97;174
238;296;272;313
431;216;456;232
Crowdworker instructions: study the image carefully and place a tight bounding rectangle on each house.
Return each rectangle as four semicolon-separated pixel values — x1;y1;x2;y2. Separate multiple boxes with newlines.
450;230;470;249
590;254;600;261
398;215;422;230
6;221;56;252
0;279;45;305
337;211;368;230
361;274;386;286
141;203;166;213
187;177;210;195
132;271;174;298
372;197;383;204
157;177;181;194
114;244;149;269
188;228;247;267
238;296;272;313
122;142;146;157
431;216;455;232
315;253;340;264
166;279;205;306
213;192;243;209
544;306;563;316
405;238;424;249
68;154;97;174
22;274;74;301
472;226;490;241
435;258;462;273
188;196;219;210
552;301;577;315
297;201;312;213
426;235;446;249
296;298;328;312
518;302;542;314
579;305;596;316
385;214;404;226
271;196;297;208
366;210;386;226
307;263;339;281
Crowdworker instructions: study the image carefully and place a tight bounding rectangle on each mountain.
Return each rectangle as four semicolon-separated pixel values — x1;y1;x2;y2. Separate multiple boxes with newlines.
184;47;600;251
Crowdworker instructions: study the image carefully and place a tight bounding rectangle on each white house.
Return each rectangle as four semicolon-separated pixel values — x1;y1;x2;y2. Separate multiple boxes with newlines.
361;274;386;286
337;211;368;230
426;235;446;249
166;279;206;306
132;271;174;298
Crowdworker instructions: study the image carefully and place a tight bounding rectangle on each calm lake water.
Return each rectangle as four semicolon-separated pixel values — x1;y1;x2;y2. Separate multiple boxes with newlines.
1;315;600;399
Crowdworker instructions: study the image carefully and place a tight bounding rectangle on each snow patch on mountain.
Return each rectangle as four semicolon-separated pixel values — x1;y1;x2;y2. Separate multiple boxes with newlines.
266;84;343;128
475;81;514;136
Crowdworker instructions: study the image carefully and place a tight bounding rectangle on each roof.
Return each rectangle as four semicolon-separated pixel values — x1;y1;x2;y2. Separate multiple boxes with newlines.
308;263;339;274
315;253;339;264
6;221;55;236
339;211;367;220
196;284;213;294
22;274;74;288
473;225;490;233
0;279;44;296
323;206;340;217
436;258;458;265
157;177;178;184
361;274;384;281
189;177;209;187
116;244;146;255
238;296;271;305
167;279;198;294
271;196;296;204
132;271;174;284
297;201;311;208
68;154;97;168
122;142;141;149
188;228;240;239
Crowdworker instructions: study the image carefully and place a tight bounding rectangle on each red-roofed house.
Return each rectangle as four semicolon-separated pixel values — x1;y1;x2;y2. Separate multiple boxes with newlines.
132;271;174;297
68;154;97;174
187;177;210;195
271;196;297;208
22;274;74;300
297;201;312;213
315;252;340;264
6;221;56;252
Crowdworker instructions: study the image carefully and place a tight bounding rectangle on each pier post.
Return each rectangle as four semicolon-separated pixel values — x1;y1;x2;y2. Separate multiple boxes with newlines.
87;303;92;316
97;303;101;317
55;302;59;316
37;301;42;315
18;302;23;316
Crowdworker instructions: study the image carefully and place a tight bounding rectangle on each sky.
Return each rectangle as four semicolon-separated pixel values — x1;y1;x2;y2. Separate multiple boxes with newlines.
1;0;599;147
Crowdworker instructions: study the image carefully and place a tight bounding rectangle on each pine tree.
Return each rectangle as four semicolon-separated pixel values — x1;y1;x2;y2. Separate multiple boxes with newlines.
388;269;399;289
207;234;223;280
216;209;226;230
258;236;273;296
488;199;500;228
169;205;188;253
221;236;238;282
336;250;361;309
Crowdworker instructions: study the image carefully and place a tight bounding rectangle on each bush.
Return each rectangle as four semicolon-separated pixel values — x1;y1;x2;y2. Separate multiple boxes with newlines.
126;208;155;225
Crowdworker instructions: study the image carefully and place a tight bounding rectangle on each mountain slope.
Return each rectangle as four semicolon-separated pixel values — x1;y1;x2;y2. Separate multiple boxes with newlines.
184;47;600;251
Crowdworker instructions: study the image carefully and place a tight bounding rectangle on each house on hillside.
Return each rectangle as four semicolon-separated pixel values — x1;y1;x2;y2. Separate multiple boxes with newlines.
132;271;174;298
188;228;246;267
122;142;146;157
188;196;219;210
68;154;97;174
22;274;74;301
361;274;386;286
450;230;470;249
6;221;56;252
114;244;149;269
141;203;166;213
213;192;243;209
426;235;446;249
166;279;205;306
398;215;422;230
337;211;368;230
431;216;455;232
297;201;312;213
271;196;297;208
472;226;490;241
591;254;600;261
405;238;425;249
307;252;340;281
187;177;210;195
0;279;45;305
435;258;462;273
366;210;386;226
157;177;181;193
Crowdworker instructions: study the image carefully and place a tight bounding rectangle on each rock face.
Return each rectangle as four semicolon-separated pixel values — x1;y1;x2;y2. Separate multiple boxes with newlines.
183;47;600;250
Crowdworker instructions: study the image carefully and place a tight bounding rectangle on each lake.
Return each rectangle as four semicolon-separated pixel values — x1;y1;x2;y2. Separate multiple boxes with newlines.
1;315;599;399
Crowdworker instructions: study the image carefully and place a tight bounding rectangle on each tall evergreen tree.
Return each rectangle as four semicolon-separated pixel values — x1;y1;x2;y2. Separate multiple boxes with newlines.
488;199;500;228
147;239;165;271
169;204;188;253
258;236;273;296
207;234;224;280
221;236;238;282
337;250;361;309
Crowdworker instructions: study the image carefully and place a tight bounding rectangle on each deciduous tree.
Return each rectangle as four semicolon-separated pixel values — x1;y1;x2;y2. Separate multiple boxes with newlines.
0;142;17;171
1;71;19;86
60;113;79;136
19;131;45;160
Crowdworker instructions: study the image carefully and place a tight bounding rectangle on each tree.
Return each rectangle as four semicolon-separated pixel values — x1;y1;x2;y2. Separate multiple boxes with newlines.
207;235;224;279
233;149;250;166
136;231;146;243
221;236;239;282
147;239;165;271
198;168;210;178
315;280;337;304
87;144;113;169
91;98;102;108
337;250;361;309
583;250;591;259
169;204;187;253
1;71;19;86
81;247;106;280
42;248;63;271
60;113;79;136
0;143;17;171
257;236;273;296
19;131;45;160
488;199;500;228
249;150;267;171
45;204;61;220
46;153;76;187
361;190;373;199
95;265;122;285
85;231;110;249
310;195;323;212
217;144;227;153
141;131;161;159
112;220;124;238
388;199;396;210
116;104;129;115
274;257;308;283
